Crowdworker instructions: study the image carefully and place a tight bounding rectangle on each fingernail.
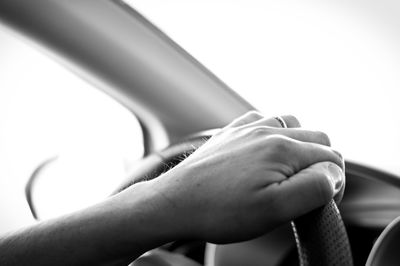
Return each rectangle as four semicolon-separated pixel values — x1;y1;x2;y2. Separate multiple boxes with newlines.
327;163;344;195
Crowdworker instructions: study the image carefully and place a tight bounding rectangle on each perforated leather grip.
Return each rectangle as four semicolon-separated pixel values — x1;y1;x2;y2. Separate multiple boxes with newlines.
291;200;353;266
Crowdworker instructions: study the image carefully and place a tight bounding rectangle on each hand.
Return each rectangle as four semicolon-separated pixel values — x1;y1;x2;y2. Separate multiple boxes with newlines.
149;111;345;244
0;111;345;266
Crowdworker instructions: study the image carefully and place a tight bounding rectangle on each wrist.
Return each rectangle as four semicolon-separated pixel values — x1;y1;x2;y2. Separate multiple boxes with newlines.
148;166;204;241
111;178;187;255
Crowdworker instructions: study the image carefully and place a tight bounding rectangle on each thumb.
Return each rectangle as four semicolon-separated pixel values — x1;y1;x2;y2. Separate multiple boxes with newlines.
268;161;345;223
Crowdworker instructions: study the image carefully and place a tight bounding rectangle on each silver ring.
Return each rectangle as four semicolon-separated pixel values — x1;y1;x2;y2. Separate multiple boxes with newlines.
274;116;287;128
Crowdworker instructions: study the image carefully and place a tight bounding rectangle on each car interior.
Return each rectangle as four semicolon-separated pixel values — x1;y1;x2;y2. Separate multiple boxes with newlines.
1;0;400;265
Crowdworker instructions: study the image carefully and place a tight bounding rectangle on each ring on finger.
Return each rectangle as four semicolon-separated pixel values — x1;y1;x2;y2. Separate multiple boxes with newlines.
274;116;287;128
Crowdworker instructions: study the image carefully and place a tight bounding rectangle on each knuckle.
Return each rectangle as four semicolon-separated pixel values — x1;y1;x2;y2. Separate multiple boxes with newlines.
244;110;263;120
250;126;272;137
229;111;264;127
266;135;294;153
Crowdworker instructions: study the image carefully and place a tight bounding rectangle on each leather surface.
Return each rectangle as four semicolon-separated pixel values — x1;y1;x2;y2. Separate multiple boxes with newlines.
292;200;353;266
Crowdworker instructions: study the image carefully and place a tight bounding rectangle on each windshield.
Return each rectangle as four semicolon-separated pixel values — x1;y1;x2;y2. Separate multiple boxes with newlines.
128;0;400;176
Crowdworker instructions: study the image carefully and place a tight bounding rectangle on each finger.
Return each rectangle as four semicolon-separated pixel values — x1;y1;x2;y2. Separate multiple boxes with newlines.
281;115;301;128
263;136;343;176
240;117;286;129
240;115;301;130
266;161;345;223
226;111;264;128
250;127;331;146
334;161;346;204
228;112;301;129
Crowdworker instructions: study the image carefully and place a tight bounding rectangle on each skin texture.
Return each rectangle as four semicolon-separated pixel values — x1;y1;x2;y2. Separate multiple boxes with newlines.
150;111;344;244
0;111;344;265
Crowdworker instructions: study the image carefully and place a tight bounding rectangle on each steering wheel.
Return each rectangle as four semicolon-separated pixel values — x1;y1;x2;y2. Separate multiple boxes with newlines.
114;131;354;266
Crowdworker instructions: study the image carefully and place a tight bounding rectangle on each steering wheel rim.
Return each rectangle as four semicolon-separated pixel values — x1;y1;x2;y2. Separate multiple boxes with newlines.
114;132;354;266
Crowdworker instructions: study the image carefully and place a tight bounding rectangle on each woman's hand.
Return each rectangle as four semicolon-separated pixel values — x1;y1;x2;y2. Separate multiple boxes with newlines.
150;111;345;244
0;111;345;266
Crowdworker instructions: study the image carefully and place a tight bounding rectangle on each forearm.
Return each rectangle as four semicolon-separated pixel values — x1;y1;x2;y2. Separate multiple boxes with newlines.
0;180;180;265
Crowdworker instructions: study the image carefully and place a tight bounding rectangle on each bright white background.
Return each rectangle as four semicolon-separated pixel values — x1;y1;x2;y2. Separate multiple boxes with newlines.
1;0;400;233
